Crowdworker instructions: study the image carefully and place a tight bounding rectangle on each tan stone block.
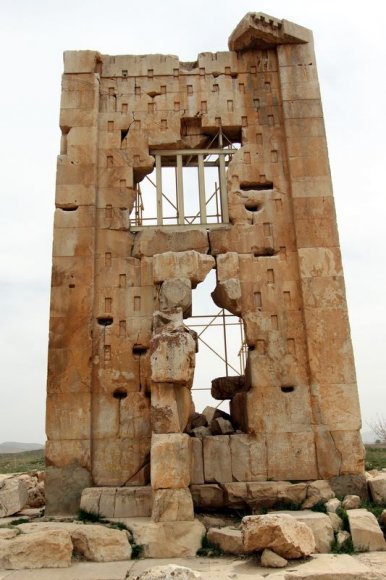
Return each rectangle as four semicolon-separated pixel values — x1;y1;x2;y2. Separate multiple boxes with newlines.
53;226;94;257
47;343;92;394
96;229;134;257
64;51;101;73
348;509;386;552
46;392;91;440
0;530;73;569
56;159;97;186
0;478;28;518
207;527;245;555
51;256;93;288
153;251;214;286
150;329;195;385
45;440;91;470
212;278;242;316
152;488;194;522
203;436;232;483
190;437;204;485
151;384;181;433
151;433;191;489
115;487;152;517
230;434;267;481
55;183;96;207
282;99;323;119
216;253;240;281
284;118;326;140
92;391;150;440
54;206;96;229
97;186;136;209
160;278;192;316
330;431;365;475
209;224;273;256
291;176;333;198
71;525;132;562
267;432;318;480
60;108;97;128
281;78;321;101
190;484;225;509
95;256;141;288
269;510;333;553
92;437;151;486
96;207;130;231
98;165;134;188
304;308;356;384
277;42;316;67
313;427;342;479
133;228;209;258
316;384;361;430
298;247;343;278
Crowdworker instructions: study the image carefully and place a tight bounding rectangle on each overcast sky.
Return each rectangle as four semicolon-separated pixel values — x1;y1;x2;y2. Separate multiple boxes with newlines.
0;0;385;444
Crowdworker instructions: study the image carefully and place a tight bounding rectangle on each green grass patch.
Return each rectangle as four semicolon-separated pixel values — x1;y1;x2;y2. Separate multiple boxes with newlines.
0;449;44;473
130;542;144;559
9;518;29;526
336;507;350;532
365;445;386;470
360;499;385;520
331;536;355;554
197;534;224;558
77;508;104;523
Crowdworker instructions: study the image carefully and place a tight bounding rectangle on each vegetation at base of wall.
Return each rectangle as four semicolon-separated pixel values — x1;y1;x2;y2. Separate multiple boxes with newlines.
331;536;355;554
360;499;385;520
365;444;386;470
310;501;327;513
9;518;29;526
77;508;104;523
197;534;224;557
130;542;144;559
0;449;45;474
336;507;350;532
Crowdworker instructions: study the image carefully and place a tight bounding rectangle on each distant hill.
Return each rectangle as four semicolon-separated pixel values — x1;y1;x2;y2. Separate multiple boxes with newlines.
0;442;44;454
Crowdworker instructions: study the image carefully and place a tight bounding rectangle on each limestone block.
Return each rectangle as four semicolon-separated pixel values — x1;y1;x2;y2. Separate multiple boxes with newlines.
135;565;202;580
336;530;351;548
342;495;361;510
151;434;191;489
0;529;18;540
368;474;386;506
54;206;96;229
245;481;307;511
80;486;152;518
329;513;344;532
150;330;195;385
71;525;131;562
211;375;247;400
53;226;94;257
325;498;341;513
190;437;204;485
64;50;101;73
270;510;333;553
160;278;192;317
153;251;214;287
191;426;212;438
330;431;365;475
267;432;318;481
230;434;267;482
315;384;362;431
347;509;386;552
92;437;151;486
329;474;368;500
207;527;244;555
132;228;209;257
190;484;225;510
46;392;90;440
151;384;181;433
152;488;194;522
211;279;242;316
241;514;316;558
0;477;28;517
0;530;73;569
216;252;240;281
127;518;206;558
298;247;343;278
203;436;232;483
303;480;335;509
261;548;288;568
51;256;94;288
209;225;273;256
211;418;234;435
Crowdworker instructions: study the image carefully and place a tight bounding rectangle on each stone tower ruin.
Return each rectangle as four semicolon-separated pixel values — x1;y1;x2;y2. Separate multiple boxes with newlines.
46;13;364;517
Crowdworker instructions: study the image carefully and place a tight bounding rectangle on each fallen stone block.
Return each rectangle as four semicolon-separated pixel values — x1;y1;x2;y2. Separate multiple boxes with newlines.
0;477;28;517
325;497;341;513
270;510;334;553
368;474;386;506
211;375;247;400
342;494;361;510
210;417;234;435
151;488;194;522
207;526;244;555
71;524;132;562
303;479;335;508
190;484;225;510
347;508;386;552
127;518;205;558
241;513;316;559
0;529;72;569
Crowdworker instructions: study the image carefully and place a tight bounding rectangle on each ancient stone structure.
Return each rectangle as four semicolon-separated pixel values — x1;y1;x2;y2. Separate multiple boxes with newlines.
46;13;364;516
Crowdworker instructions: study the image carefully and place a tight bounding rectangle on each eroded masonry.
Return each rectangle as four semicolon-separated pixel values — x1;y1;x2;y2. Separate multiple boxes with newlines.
46;13;364;516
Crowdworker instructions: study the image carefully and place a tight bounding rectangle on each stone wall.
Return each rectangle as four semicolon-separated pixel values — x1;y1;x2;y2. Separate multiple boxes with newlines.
46;12;364;514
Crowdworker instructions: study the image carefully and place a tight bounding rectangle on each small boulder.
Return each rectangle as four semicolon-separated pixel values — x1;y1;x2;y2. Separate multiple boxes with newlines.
0;477;28;517
368;474;386;506
210;417;234;435
325;498;341;513
328;512;343;532
241;514;316;559
342;494;361;510
134;564;202;579
0;530;72;569
336;530;351;547
303;480;334;509
347;508;386;552
261;548;288;568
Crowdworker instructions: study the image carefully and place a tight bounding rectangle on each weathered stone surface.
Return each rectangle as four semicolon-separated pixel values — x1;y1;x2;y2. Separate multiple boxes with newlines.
261;547;288;568
0;530;73;569
71;525;132;562
303;480;335;508
203;436;232;483
241;514;316;558
0;477;28;517
211;376;247;400
328;512;344;532
132;228;209;258
201;406;230;425
230;434;268;482
325;497;341;513
336;530;351;547
0;529;18;539
151;434;191;489
329;474;368;500
211;279;242;316
368;474;386;506
207;527;244;555
270;510;334;553
150;330;195;385
126;518;205;558
45;463;92;515
347;509;386;552
190;438;204;485
151;489;194;522
80;486;152;518
153;251;214;287
342;494;361;510
190;484;225;510
210;417;234;435
160;278;192;317
134;564;202;579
